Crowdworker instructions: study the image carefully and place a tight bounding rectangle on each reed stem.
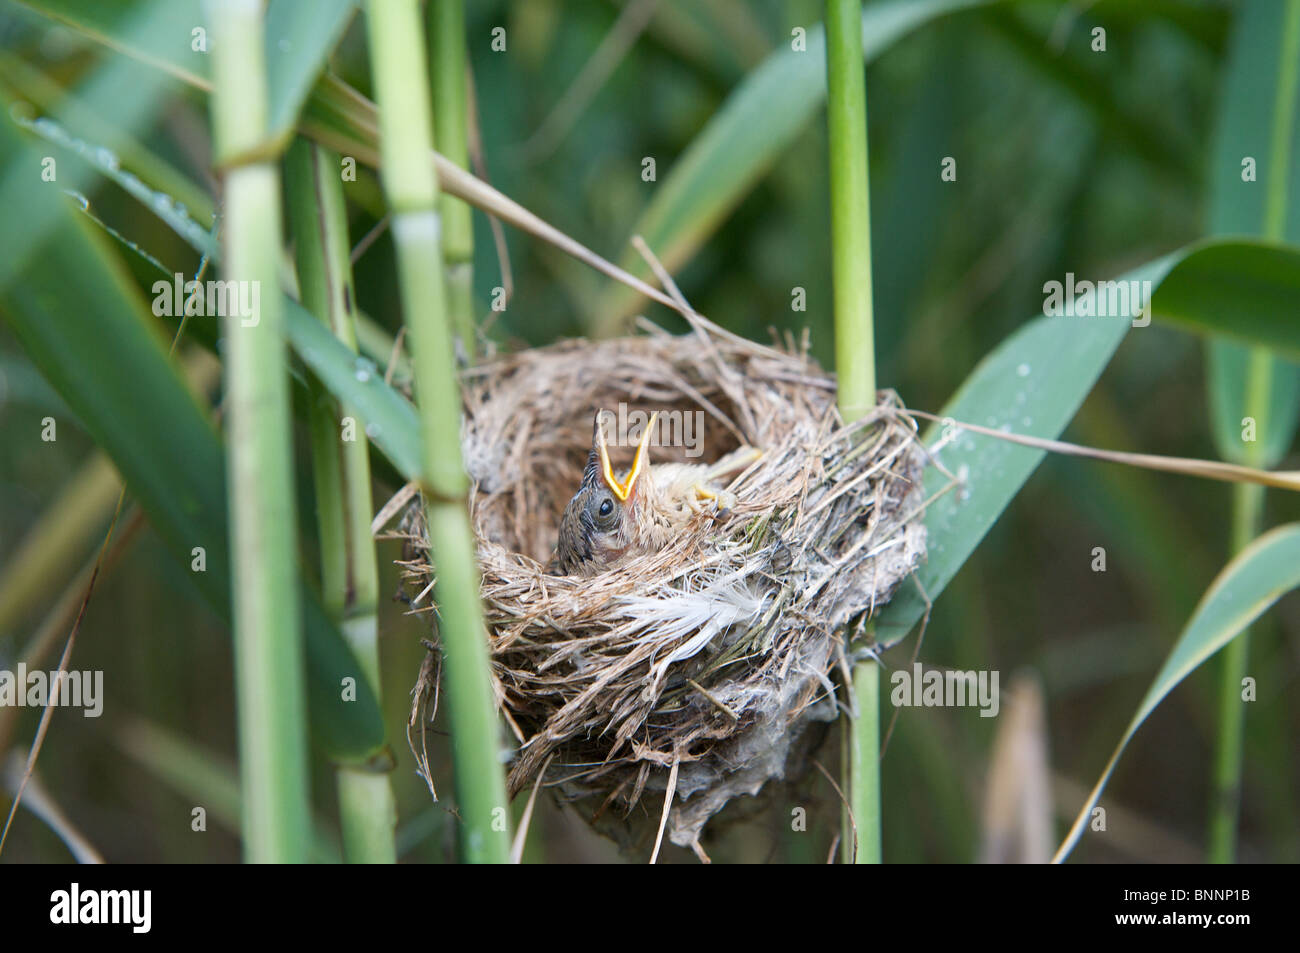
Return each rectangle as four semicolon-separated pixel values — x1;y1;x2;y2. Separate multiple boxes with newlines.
826;0;876;421
850;662;882;863
825;0;881;863
288;136;397;863
366;0;510;863
207;0;310;863
429;0;476;358
1209;348;1271;863
1208;482;1261;862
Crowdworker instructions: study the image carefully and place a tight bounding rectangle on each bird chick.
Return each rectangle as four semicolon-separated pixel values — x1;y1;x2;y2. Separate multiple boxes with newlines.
552;409;759;576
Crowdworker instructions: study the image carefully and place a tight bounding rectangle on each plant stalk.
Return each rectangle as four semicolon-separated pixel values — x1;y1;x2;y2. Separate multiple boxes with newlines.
825;0;880;863
428;0;476;358
206;0;310;863
288;136;397;863
850;662;882;863
1208;481;1262;862
826;0;876;421
366;0;510;863
1209;349;1270;862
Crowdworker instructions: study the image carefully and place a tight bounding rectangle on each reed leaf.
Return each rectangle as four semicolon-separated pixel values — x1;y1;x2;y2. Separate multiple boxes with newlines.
0;201;385;761
873;240;1300;648
595;0;991;326
15;0;358;146
1054;524;1300;863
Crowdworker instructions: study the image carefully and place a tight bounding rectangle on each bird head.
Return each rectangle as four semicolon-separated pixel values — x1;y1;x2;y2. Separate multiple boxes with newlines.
553;409;658;575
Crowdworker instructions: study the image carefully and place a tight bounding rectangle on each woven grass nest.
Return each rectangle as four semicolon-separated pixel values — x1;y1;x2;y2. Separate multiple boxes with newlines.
396;318;929;858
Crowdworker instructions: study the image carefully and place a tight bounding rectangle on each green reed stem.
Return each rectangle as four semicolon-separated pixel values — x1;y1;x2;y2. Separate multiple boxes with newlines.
288;137;397;863
1209;355;1272;863
207;0;310;863
850;662;882;863
429;0;476;358
366;0;510;863
826;0;880;864
1208;481;1263;862
826;0;876;420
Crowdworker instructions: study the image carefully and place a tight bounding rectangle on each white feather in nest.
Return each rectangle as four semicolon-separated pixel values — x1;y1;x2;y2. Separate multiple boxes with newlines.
616;568;767;696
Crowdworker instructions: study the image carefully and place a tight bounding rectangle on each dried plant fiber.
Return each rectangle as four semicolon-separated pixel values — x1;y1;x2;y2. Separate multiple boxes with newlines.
394;320;927;854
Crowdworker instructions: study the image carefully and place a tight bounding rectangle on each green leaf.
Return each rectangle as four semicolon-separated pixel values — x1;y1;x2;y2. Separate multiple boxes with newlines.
285;298;424;482
1205;0;1300;241
874;313;1127;647
263;0;358;140
10;83;420;486
1153;240;1300;359
1209;342;1300;467
14;0;209;88
1053;523;1300;862
15;0;357;147
8;108;219;261
874;240;1300;648
596;0;992;322
0;48;216;226
8;0;701;324
0;177;385;762
1205;0;1300;468
0;0;182;292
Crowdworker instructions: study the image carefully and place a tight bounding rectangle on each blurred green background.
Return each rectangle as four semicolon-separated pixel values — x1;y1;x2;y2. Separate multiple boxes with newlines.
0;0;1297;863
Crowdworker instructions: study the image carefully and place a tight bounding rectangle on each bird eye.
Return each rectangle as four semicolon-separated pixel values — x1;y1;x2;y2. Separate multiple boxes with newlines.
592;493;617;529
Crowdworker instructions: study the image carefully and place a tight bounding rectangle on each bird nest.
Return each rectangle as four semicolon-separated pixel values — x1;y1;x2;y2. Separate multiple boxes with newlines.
392;319;929;858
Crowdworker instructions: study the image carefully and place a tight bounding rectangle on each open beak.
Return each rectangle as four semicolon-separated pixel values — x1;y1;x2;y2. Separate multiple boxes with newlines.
597;410;658;501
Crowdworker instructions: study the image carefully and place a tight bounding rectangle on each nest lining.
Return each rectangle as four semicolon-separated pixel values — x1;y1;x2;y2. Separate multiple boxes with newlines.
395;320;928;854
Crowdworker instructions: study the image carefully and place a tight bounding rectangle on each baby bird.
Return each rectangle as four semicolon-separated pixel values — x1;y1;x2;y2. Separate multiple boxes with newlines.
552;409;759;577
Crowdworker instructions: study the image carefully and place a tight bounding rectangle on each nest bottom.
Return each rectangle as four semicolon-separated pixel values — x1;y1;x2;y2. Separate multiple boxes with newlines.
396;327;928;856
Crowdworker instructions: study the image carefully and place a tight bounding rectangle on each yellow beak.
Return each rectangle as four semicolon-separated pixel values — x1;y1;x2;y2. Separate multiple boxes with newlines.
597;411;658;501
